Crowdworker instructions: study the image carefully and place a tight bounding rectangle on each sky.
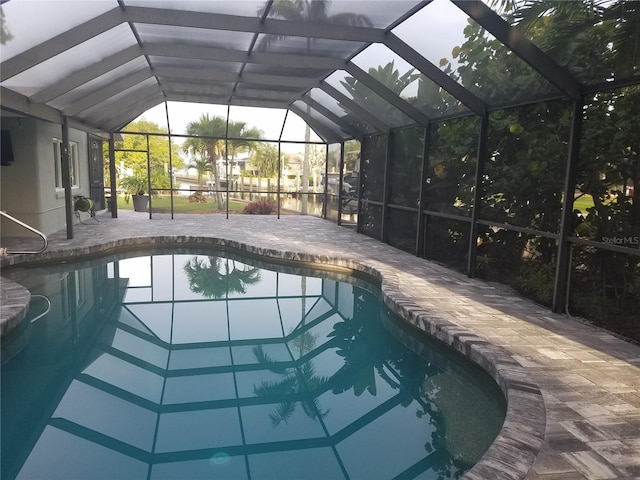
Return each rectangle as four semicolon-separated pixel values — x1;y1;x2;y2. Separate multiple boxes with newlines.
133;101;321;154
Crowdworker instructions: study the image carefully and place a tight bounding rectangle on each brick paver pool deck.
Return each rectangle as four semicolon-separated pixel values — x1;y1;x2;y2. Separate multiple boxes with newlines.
2;211;639;479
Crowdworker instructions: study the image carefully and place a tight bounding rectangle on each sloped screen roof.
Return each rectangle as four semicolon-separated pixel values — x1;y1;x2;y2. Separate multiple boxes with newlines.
1;0;635;141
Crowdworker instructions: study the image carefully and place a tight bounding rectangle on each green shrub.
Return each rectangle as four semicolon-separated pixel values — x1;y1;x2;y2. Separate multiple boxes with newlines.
514;262;555;307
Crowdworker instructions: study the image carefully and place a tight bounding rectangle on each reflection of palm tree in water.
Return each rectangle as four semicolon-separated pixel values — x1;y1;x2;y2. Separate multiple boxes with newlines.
329;287;399;398
253;325;329;427
183;256;261;298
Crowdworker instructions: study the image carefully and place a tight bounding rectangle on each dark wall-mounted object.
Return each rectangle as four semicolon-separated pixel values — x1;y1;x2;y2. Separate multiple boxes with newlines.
1;130;15;165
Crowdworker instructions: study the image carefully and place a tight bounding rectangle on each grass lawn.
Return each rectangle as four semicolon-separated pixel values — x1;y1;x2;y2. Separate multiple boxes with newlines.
115;193;600;216
573;194;595;214
115;195;246;213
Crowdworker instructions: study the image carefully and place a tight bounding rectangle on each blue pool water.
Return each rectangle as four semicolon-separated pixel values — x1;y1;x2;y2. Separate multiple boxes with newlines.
1;249;506;480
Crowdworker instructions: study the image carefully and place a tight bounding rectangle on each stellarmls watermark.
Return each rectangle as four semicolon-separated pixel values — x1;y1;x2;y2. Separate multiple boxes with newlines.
602;236;640;245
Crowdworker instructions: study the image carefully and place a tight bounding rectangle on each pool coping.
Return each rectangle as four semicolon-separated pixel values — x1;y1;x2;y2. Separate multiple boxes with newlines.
1;235;545;480
0;277;30;336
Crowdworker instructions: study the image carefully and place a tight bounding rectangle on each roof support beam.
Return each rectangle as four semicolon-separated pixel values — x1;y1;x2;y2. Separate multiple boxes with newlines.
0;86;62;124
160;82;233;98
29;44;330;106
124;6;385;43
452;0;582;100
155;67;318;89
0;8;124;82
320;82;390;134
0;87;109;134
1;5;365;83
384;33;486;115
230;94;295;107
64;68;154;116
107;97;165;131
31;46;142;104
233;87;302;102
227;98;291;110
345;63;431;126
301;97;364;141
289;104;341;144
107;96;166;132
164;93;290;111
143;43;343;70
84;88;163;130
161;81;298;103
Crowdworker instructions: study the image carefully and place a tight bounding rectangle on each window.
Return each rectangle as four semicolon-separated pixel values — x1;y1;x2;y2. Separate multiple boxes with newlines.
53;138;79;189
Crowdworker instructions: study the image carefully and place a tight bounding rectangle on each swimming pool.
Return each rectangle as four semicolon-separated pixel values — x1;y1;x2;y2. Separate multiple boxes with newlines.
1;248;506;480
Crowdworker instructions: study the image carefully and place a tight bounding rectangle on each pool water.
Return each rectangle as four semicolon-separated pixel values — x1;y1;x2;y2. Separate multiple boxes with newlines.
1;249;506;480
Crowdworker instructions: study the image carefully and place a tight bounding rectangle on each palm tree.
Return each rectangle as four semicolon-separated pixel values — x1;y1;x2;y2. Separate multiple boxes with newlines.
496;0;639;82
183;114;227;208
226;121;263;191
227;121;262;159
253;342;330;427
183;256;261;299
187;156;213;187
259;0;372;213
252;142;280;194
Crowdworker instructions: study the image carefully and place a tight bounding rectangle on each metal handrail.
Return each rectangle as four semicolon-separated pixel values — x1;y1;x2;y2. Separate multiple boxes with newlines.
0;211;48;255
29;294;52;324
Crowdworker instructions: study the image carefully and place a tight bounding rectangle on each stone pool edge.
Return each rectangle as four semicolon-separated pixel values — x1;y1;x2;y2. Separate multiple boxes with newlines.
1;235;546;480
0;277;30;336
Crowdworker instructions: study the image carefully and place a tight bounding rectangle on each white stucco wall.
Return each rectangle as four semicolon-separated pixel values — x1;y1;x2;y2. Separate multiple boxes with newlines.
1;117;90;237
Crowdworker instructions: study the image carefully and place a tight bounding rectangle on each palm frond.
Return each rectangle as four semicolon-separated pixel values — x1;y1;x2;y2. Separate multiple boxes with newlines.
330;12;373;27
301;397;329;420
270;402;297;426
605;1;640;75
256;0;372;52
514;0;602;53
253;345;288;374
253;374;297;396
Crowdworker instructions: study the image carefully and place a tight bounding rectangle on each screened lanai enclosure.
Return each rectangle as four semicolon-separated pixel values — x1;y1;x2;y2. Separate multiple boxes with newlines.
0;0;639;341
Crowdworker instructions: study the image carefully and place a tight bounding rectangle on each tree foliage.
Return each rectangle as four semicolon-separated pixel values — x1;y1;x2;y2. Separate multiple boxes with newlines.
508;0;640;83
183;256;261;299
182;114;263;208
352;0;639;339
187;157;213;187
339;60;419;128
0;7;12;44
183;114;227;207
183;114;227;160
252;142;280;179
259;0;372;51
427;0;639;333
498;0;640;335
111;119;183;190
344;139;360;173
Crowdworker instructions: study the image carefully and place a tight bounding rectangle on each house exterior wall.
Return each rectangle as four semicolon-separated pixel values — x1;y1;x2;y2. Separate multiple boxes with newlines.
1;117;91;237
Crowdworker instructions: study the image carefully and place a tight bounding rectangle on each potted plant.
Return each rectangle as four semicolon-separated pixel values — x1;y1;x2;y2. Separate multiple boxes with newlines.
119;175;149;212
